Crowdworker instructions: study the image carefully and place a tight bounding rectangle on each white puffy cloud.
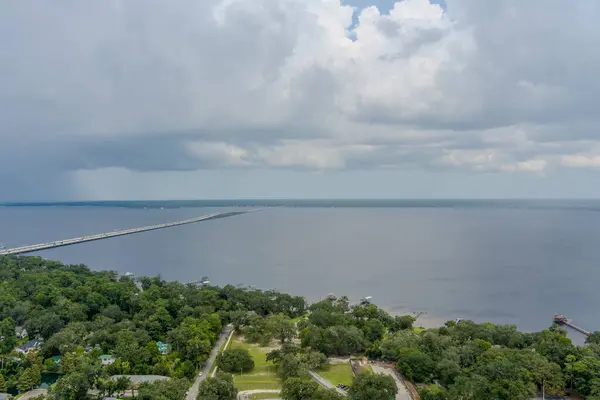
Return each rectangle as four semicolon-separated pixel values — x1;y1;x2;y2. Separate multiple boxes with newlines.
1;0;600;199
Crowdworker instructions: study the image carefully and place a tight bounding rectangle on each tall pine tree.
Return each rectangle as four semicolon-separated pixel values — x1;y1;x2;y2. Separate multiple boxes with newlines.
17;369;34;392
0;374;7;392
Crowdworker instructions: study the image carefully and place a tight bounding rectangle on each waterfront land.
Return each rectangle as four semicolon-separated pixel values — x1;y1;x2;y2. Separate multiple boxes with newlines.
1;255;600;399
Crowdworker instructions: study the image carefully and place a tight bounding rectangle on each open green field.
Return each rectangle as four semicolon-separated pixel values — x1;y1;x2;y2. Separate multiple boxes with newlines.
248;392;281;399
357;363;373;375
290;314;308;324
317;363;354;387
230;336;281;391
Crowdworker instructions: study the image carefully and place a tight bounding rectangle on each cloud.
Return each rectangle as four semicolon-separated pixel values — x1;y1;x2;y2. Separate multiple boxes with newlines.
1;0;600;199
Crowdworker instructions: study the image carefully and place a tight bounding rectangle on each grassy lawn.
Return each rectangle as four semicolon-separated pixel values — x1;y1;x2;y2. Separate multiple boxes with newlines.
248;392;281;399
317;363;354;387
290;314;308;324
230;336;281;391
357;363;373;375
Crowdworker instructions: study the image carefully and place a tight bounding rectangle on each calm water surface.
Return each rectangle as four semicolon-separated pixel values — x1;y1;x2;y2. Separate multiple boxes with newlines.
1;204;598;339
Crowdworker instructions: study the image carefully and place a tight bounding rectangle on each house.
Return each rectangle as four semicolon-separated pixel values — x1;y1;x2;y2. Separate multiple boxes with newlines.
85;344;102;353
15;326;27;339
156;341;171;355
99;354;116;365
16;339;42;354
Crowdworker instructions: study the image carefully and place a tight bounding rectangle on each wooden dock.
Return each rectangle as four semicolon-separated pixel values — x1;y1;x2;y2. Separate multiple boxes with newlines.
553;314;591;336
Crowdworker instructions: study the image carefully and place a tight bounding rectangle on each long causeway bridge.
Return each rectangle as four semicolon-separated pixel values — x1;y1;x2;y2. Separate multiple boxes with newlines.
0;210;250;256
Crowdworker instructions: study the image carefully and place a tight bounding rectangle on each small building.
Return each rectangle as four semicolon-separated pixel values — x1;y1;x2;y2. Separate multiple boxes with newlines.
156;341;171;355
15;326;28;339
16;339;42;354
99;354;116;365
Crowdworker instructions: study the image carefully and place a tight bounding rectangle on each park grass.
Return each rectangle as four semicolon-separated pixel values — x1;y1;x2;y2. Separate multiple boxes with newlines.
317;363;354;387
357;363;373;375
229;336;281;391
248;392;281;399
290;314;308;324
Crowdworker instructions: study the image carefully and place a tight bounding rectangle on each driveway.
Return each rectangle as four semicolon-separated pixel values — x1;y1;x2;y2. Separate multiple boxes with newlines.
308;370;348;396
186;324;234;400
19;389;48;400
371;365;412;400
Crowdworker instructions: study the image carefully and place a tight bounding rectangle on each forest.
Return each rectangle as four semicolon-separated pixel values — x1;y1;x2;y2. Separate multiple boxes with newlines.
0;255;599;400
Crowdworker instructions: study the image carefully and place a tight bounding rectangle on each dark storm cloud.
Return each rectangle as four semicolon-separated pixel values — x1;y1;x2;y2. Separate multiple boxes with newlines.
2;0;600;199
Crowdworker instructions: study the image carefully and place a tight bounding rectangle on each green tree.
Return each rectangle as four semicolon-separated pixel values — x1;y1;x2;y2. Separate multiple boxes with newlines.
0;317;17;354
44;358;59;373
180;360;197;379
281;378;319;400
137;378;189;400
418;385;449;400
278;354;304;380
17;365;41;392
51;373;90;400
217;348;255;373
348;373;397;400
396;348;435;383
18;370;35;393
435;359;461;386
448;374;491;400
266;314;297;344
0;374;7;392
587;331;600;345
114;376;132;395
314;389;347;400
197;372;237;400
393;315;416;331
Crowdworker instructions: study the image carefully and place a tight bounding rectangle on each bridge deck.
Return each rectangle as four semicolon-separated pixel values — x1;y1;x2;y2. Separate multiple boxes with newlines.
0;210;250;256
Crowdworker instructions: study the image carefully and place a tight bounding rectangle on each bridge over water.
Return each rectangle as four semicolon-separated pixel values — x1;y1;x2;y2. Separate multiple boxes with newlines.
0;210;253;256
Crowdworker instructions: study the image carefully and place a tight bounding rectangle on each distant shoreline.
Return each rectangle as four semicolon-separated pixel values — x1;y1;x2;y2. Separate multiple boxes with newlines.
4;198;600;211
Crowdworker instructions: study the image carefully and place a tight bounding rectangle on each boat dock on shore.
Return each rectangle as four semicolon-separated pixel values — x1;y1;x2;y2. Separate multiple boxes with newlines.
553;314;591;336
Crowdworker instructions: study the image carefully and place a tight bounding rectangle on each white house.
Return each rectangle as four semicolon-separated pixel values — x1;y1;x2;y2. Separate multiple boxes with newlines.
99;354;116;365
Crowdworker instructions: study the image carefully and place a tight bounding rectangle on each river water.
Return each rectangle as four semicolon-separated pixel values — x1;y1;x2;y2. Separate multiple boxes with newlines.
1;202;599;340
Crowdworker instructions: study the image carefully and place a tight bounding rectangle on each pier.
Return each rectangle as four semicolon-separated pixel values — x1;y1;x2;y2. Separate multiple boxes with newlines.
0;210;251;256
553;314;591;336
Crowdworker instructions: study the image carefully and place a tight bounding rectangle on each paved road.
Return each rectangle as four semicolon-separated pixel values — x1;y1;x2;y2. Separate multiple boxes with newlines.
186;324;234;400
19;389;48;400
371;365;412;400
308;370;348;396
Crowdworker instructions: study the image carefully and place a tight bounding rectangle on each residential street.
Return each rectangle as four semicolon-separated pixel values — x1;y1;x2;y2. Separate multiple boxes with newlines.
186;324;234;400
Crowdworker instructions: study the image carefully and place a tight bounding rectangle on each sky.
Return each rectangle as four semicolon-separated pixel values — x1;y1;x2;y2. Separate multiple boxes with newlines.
2;0;600;200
